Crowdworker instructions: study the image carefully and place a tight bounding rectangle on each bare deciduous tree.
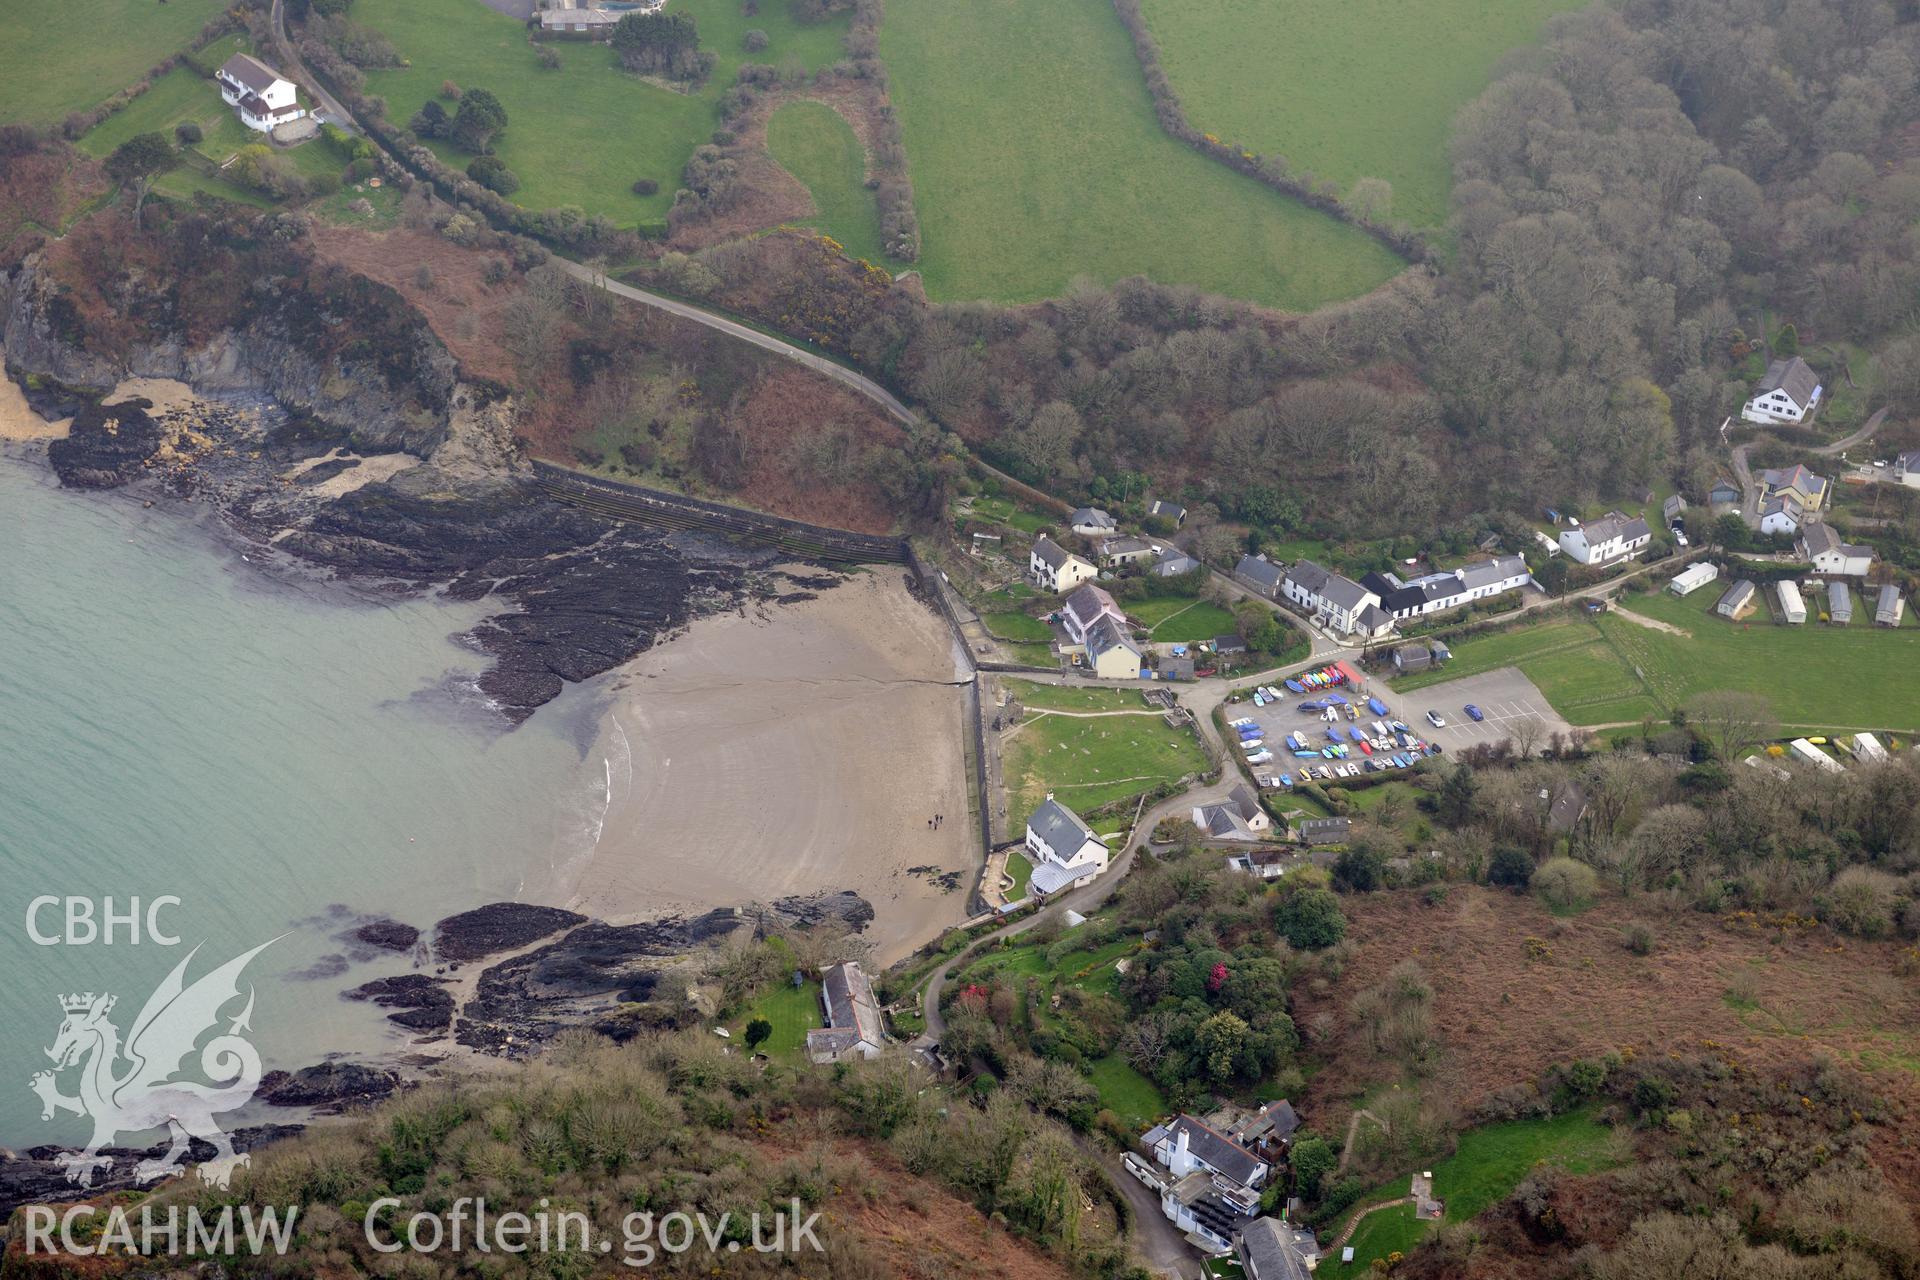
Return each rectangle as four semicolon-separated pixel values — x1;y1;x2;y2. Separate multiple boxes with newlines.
1689;690;1778;761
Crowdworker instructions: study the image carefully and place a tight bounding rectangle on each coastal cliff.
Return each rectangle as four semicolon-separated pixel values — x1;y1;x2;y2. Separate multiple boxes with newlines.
0;213;774;721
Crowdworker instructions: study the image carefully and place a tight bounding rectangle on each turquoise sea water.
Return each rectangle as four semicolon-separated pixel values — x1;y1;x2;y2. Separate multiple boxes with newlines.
0;450;609;1147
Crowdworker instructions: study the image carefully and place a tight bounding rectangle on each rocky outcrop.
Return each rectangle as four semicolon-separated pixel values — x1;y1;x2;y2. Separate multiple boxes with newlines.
44;398;165;488
345;974;455;1031
351;919;420;952
0;1126;303;1216
258;1061;402;1110
431;903;586;963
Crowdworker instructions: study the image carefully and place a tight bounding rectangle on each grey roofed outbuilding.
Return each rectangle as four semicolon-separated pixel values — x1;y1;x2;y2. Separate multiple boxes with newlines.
1756;355;1820;406
1297;817;1351;845
1070;506;1116;530
1029;796;1097;858
1238;1216;1312;1280
1153;549;1201;576
1162;1115;1266;1187
1031;534;1072;570
1150;499;1187;523
219;53;284;94
1663;494;1688;522
1101;535;1154;558
1234;554;1286;593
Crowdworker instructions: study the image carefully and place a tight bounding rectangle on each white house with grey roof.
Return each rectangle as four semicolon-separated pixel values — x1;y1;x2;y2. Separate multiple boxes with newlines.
1153;547;1202;578
216;53;306;133
1557;512;1651;566
1029;534;1098;593
805;961;885;1063
1237;1216;1319;1280
1069;507;1117;535
1192;786;1270;842
1362;554;1531;621
1082;616;1144;679
1140;1115;1271;1252
1282;560;1389;637
1798;523;1874;577
1741;356;1822;425
1060;583;1128;646
1024;797;1110;897
1149;499;1187;527
1098;535;1157;568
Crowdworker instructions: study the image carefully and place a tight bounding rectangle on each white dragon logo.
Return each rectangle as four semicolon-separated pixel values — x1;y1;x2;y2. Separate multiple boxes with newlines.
28;939;276;1190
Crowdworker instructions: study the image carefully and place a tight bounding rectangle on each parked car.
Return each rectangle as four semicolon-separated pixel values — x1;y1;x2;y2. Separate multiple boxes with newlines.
1426;709;1447;728
1464;704;1484;722
1674;530;1689;547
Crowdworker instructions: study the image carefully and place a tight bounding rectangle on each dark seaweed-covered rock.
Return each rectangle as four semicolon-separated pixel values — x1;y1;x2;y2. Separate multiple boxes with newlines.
0;1126;303;1216
258;1061;400;1110
352;919;421;952
454;913;746;1055
432;902;585;963
46;398;164;488
345;973;455;1031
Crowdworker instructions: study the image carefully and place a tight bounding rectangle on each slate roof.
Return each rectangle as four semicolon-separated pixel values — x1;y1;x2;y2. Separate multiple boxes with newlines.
1577;512;1651;546
1235;555;1286;593
1153;550;1201;576
1799;522;1872;563
1032;534;1072;570
219;53;284;94
1663;494;1688;522
1063;583;1121;631
1239;1217;1312;1280
1029;797;1096;860
809;962;883;1052
1457;554;1527;592
1163;1115;1266;1188
1756;356;1820;407
1070;506;1116;530
1101;535;1154;558
1297;817;1351;845
1085;616;1141;665
1761;465;1827;501
1228;784;1262;822
1150;499;1187;521
1356;603;1393;632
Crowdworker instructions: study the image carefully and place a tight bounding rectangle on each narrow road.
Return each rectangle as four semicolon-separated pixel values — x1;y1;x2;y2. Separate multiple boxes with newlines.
268;0;356;130
1099;1147;1200;1279
554;260;918;424
1813;406;1888;457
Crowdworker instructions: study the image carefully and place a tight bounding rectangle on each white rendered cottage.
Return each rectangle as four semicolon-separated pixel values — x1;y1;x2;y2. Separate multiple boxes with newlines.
1557;512;1651;566
1024;796;1110;897
1740;357;1822;426
216;53;306;133
1029;534;1098;593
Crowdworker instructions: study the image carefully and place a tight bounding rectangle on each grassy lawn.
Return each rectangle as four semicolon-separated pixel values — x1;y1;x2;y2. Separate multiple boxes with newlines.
983;611;1054;643
879;0;1404;306
77;34;252;158
1004;679;1145;712
766;100;892;264
1087;1054;1166;1129
1008;641;1060;667
1005;850;1033;900
1139;0;1582;230
1326;1109;1627;1277
1398;590;1920;731
355;0;849;224
733;971;823;1062
962;495;1053;534
1148;601;1238;643
1004;707;1209;827
152;166;274;208
0;0;234;126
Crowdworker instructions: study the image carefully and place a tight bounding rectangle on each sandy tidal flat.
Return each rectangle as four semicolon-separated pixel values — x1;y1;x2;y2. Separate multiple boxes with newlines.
550;567;977;966
0;374;67;440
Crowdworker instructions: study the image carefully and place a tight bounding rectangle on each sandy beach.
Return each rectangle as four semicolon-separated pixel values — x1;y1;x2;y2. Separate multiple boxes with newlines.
0;373;67;440
547;566;978;966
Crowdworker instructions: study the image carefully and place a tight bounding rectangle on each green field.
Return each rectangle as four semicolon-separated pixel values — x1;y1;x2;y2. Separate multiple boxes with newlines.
766;101;891;264
1397;588;1920;730
1004;706;1209;826
1004;679;1145;712
0;0;234;126
1327;1110;1626;1277
879;0;1404;307
1086;1054;1166;1129
1146;600;1237;643
732;969;824;1063
356;0;850;223
1139;0;1582;230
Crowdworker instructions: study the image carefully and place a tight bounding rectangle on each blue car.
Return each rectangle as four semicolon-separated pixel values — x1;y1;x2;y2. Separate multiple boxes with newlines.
1465;704;1484;722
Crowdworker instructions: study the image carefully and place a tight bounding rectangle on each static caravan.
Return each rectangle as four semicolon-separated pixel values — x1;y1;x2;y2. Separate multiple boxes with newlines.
1789;738;1845;774
1850;733;1889;764
1877;585;1906;628
1669;562;1719;596
1716;580;1757;620
1829;581;1853;625
1774;580;1807;624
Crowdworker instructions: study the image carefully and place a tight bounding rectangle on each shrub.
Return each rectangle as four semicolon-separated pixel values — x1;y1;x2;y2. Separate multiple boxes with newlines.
1819;867;1904;939
174;120;203;145
467;155;520;196
537;46;561;70
743;28;769;51
632;177;659;196
1275;888;1346;950
1532;857;1598;912
1488;846;1533;889
1332;846;1384;893
441;79;462;99
1622;921;1655;955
